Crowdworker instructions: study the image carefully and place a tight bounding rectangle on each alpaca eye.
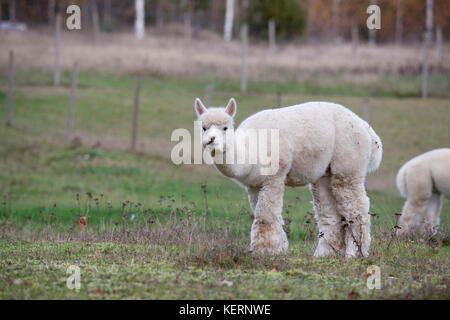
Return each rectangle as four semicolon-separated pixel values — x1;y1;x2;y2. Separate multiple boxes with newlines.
223;127;228;131
202;127;206;131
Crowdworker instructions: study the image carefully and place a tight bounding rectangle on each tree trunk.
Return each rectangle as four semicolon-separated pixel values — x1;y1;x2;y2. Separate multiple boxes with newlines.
395;0;404;45
48;0;55;25
223;0;234;42
135;0;145;39
156;0;164;29
422;0;433;99
91;0;100;42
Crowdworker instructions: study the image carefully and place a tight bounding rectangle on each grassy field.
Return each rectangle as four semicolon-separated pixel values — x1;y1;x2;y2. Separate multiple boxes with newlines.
0;68;449;299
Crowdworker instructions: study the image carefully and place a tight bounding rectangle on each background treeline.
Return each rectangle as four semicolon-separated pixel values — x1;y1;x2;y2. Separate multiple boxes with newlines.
0;0;449;43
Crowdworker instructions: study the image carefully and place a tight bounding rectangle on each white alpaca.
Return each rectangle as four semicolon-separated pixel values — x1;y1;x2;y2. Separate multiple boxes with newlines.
194;98;382;258
396;148;450;238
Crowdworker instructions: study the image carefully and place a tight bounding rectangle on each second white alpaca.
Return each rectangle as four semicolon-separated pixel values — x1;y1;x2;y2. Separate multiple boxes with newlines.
396;148;450;237
194;98;382;258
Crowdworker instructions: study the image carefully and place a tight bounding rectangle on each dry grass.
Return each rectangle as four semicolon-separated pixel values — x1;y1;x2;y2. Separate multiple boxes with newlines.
0;28;448;82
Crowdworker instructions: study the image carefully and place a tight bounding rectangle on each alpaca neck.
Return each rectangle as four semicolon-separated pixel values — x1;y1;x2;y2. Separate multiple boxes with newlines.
212;135;252;180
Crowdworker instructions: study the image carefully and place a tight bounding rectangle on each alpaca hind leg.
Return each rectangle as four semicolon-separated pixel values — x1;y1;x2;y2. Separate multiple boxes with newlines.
331;174;371;258
311;175;345;257
250;179;288;254
422;192;442;237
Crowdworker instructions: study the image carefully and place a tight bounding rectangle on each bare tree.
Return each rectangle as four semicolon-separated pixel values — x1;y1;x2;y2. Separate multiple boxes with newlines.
368;0;377;47
135;0;145;39
422;0;433;99
224;0;234;42
395;0;404;45
48;0;55;25
332;0;340;43
156;0;164;29
91;0;100;42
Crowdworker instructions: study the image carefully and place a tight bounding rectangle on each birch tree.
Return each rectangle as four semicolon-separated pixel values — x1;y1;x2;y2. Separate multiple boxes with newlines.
223;0;234;42
135;0;145;39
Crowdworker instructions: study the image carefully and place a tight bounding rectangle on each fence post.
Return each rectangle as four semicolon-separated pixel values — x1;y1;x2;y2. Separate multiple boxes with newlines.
131;78;141;151
6;50;14;127
363;98;370;123
205;83;213;106
277;92;282;108
54;12;61;86
268;19;276;52
241;24;248;94
66;62;79;141
351;23;359;54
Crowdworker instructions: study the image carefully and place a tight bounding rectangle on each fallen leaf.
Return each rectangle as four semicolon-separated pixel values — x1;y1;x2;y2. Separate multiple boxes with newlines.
23;281;33;286
94;251;102;258
348;288;360;299
94;289;103;295
361;273;370;280
78;216;87;230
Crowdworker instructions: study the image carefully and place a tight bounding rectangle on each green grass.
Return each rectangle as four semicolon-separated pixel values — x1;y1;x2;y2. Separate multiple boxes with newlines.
0;71;449;299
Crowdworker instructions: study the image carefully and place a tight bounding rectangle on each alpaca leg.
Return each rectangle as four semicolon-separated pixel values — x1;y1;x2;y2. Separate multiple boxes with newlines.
397;167;433;237
311;175;345;257
247;186;260;213
397;197;429;237
331;174;371;258
422;192;442;237
250;179;288;254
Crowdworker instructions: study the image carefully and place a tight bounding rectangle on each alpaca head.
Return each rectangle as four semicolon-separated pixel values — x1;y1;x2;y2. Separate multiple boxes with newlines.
194;97;237;153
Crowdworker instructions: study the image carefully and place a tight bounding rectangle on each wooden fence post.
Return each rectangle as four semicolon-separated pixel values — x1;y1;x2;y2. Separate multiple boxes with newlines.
205;83;213;106
277;92;282;108
363;98;370;123
268;19;276;52
6;50;14;127
66;62;79;140
241;24;248;94
131;78;141;151
54;12;61;86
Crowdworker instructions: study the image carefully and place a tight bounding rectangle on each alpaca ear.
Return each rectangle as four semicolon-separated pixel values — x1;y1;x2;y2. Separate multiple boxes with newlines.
194;98;207;117
225;98;237;117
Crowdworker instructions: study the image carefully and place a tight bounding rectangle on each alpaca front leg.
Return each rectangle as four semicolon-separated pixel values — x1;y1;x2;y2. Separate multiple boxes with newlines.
397;197;429;237
331;175;371;258
250;181;288;254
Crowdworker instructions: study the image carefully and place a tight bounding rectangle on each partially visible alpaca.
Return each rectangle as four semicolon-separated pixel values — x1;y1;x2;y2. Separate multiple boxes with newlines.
396;148;450;238
194;98;382;258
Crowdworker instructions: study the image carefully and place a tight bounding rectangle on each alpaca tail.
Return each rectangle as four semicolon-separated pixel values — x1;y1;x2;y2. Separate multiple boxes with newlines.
396;164;408;198
367;126;382;173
